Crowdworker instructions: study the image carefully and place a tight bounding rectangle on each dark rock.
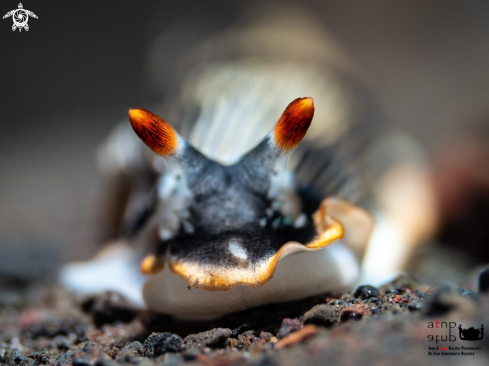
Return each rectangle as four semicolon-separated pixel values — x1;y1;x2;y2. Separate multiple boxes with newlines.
120;341;143;357
230;324;252;339
11;351;23;364
26;351;55;365
68;342;115;366
53;336;72;351
143;333;181;358
78;342;104;354
353;285;379;300
478;268;489;293
82;292;137;327
277;318;301;340
259;332;273;342
102;347;119;360
369;297;379;304
10;351;35;366
24;319;69;339
303;305;339;328
183;328;231;349
238;330;260;346
23;318;88;343
72;343;116;366
55;351;73;366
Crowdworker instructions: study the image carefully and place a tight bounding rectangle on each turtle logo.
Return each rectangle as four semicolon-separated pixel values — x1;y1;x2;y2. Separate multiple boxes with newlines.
3;3;38;32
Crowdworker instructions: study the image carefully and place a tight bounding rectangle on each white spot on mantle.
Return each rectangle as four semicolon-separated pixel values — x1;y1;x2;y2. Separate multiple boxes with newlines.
228;240;248;260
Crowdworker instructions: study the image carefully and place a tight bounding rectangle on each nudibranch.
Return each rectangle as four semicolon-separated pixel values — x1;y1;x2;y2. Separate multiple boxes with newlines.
60;9;438;318
129;98;371;319
61;96;374;320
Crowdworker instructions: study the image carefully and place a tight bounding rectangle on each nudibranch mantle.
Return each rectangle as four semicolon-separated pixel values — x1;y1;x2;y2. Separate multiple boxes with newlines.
144;242;359;319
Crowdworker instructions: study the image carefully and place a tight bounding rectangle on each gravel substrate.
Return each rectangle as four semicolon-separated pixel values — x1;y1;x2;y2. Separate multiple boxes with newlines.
1;271;488;366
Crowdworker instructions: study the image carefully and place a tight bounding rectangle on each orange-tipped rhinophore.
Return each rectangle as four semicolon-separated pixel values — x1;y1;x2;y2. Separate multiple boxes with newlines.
128;108;179;157
273;97;314;151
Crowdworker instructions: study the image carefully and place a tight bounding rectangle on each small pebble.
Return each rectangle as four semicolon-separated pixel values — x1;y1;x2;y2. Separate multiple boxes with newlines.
55;351;73;366
82;292;137;327
239;330;260;346
26;351;53;365
11;350;36;366
303;305;339;328
53;335;72;351
230;324;251;339
144;332;181;357
369;297;379;304
121;341;143;356
184;328;232;349
277;318;301;340
259;332;273;342
353;285;379;300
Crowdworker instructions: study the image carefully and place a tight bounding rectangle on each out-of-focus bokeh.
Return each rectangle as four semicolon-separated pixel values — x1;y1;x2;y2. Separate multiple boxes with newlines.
1;0;489;284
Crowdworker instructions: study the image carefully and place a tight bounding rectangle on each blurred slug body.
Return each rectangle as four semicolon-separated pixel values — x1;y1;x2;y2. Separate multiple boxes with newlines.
60;7;437;319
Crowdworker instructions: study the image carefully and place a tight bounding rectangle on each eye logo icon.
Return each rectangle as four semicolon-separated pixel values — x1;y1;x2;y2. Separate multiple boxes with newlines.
3;3;38;32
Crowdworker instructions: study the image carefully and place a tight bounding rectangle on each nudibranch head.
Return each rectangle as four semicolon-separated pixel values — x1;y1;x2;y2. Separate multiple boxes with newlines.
127;98;351;295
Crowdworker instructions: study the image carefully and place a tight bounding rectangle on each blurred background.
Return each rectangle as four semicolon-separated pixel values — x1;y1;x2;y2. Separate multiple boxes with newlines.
1;0;489;285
